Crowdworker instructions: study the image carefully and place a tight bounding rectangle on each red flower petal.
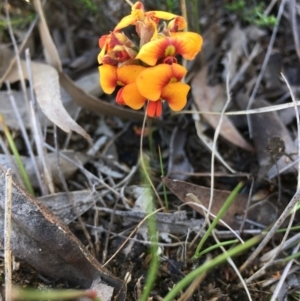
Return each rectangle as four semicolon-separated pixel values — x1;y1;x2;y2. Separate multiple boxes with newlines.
116;87;125;105
147;100;162;117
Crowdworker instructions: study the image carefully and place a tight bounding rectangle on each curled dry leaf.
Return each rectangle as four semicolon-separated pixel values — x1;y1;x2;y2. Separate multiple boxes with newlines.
0;71;102;130
0;164;126;301
32;62;91;140
191;67;254;152
4;60;91;140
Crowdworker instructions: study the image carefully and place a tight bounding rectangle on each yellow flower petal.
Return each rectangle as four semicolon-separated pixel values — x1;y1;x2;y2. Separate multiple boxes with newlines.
170;63;188;80
99;64;118;94
114;14;138;31
167;16;187;31
137;32;203;65
114;2;145;31
147;11;177;20
98;44;107;64
122;83;146;110
136;63;187;100
117;65;146;85
136;37;170;66
161;82;190;111
170;32;203;60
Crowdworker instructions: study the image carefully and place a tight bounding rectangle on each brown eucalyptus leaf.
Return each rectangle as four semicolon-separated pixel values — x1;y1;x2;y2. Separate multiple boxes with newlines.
33;0;62;71
162;177;250;229
0;164;126;301
0;71;101;131
32;62;91;140
4;60;91;140
163;177;287;229
191;67;253;152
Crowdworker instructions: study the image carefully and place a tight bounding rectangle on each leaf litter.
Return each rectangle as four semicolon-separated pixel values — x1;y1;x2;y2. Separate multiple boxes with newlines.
1;1;300;301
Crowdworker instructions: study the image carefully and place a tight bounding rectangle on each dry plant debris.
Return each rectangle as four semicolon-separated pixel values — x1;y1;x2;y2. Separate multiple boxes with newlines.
1;1;300;301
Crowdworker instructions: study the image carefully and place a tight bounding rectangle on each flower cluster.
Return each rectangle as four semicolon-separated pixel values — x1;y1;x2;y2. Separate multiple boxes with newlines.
98;2;203;117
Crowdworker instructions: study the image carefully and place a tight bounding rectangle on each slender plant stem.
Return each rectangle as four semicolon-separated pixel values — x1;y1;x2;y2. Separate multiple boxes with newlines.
193;181;244;259
163;235;261;301
0;114;35;195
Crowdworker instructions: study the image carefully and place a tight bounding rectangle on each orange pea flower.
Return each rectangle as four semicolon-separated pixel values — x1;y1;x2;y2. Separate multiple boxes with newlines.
167;16;187;32
99;64;145;94
98;32;137;65
98;1;203;118
136;32;203;66
116;63;189;117
114;1;177;32
136;63;190;111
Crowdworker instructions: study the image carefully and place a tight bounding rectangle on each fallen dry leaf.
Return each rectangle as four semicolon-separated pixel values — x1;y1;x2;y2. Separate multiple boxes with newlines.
0;164;126;301
163;177;248;229
191;67;253;152
0;71;101;130
3;60;91;140
33;62;91;139
163;177;287;230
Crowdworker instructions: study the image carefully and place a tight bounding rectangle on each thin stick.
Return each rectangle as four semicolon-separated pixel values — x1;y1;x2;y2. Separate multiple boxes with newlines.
124;0;134;6
207;53;233;231
0;10;38;86
25;49;54;194
289;0;300;62
270;242;300;301
103;208;163;267
139;105;164;208
246;0;287;137
4;169;12;301
180;0;188;71
239;188;300;273
5;81;46;195
267;73;300;300
182;100;300;116
242;73;300;281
